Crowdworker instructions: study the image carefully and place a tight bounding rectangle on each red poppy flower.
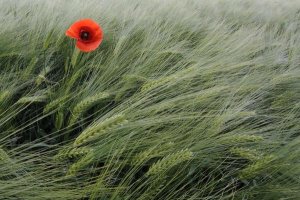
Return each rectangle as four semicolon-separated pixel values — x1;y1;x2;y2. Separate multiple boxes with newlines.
66;19;103;52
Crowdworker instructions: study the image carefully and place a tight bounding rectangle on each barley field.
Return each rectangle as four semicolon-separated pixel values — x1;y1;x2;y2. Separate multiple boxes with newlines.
0;0;300;199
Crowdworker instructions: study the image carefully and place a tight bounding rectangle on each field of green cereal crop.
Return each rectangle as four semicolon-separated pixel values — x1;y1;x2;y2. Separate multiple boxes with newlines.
1;0;300;199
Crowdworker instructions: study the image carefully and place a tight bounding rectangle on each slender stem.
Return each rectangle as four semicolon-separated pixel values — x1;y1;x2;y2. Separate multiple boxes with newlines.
71;47;81;69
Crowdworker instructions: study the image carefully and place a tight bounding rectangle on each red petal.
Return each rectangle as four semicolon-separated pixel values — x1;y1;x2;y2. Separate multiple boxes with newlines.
76;39;102;52
89;30;103;43
66;27;80;39
66;19;102;39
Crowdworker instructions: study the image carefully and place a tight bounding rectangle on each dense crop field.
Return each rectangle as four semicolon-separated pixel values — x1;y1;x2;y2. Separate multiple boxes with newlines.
0;0;300;199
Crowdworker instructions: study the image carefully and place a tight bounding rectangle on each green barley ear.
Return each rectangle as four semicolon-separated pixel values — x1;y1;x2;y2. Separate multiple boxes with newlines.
271;91;298;111
133;147;157;165
0;90;10;105
67;152;94;176
54;111;64;130
0;82;33;106
239;155;275;179
54;146;91;161
74;114;128;146
23;56;38;80
133;142;175;165
139;178;167;200
0;147;15;177
35;65;53;86
0;147;9;162
69;92;110;126
115;75;147;101
89;176;107;200
141;67;193;92
17;95;48;104
141;76;173;93
43;95;69;114
230;147;262;162
221;134;263;145
146;149;193;176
